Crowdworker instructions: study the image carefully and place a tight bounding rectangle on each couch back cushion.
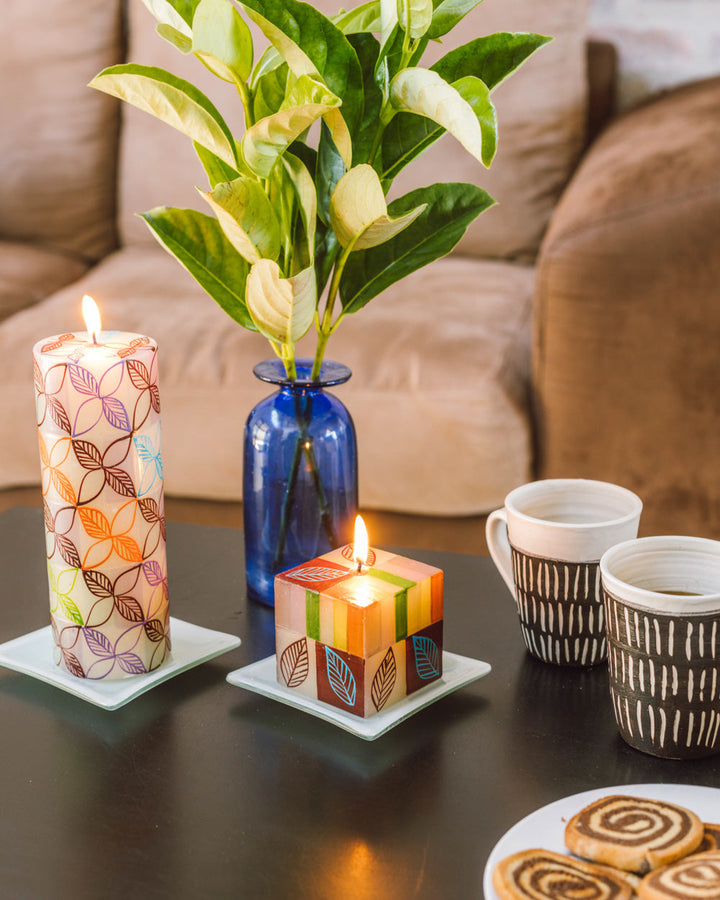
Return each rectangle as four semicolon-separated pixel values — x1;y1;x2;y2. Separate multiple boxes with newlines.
119;0;589;261
0;0;123;262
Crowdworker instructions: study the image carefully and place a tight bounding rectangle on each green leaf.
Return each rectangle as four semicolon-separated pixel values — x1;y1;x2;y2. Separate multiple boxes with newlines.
398;0;433;40
240;0;364;134
193;142;242;189
389;67;487;165
141;207;255;329
60;594;84;627
330;164;425;250
89;64;238;168
242;74;341;178
427;0;484;40
333;0;382;34
314;222;340;297
156;23;193;52
252;63;289;121
199;177;280;263
432;32;552;91
192;0;254;84
339;182;494;313
346;32;384;166
246;259;316;343
316;120;347;228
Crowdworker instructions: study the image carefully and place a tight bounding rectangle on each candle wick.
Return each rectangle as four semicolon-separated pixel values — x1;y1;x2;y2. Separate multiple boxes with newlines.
92;334;99;346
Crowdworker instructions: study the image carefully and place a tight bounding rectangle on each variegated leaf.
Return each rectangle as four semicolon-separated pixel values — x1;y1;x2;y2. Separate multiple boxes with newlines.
390;67;484;165
246;259;315;344
330;163;425;250
198;176;280;263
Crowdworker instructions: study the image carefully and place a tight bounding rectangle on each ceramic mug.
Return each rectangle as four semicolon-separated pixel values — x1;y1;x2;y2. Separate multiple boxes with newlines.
601;535;720;758
486;479;642;666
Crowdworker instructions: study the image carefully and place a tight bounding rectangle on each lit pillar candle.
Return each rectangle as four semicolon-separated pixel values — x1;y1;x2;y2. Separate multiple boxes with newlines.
33;296;170;680
275;515;444;717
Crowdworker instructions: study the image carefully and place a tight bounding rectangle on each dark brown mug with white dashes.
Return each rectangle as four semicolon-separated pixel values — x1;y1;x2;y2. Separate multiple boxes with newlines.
601;535;720;758
486;479;643;667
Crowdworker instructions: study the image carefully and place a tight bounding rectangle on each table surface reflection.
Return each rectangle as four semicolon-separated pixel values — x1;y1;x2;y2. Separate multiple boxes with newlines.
0;507;717;899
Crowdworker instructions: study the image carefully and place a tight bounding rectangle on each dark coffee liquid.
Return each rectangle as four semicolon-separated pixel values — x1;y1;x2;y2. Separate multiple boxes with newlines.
653;589;703;596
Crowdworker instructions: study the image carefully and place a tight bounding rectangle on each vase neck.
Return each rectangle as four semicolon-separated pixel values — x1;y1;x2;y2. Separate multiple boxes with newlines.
253;358;352;389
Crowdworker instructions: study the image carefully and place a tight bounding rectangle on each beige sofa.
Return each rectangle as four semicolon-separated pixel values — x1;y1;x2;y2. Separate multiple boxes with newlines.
2;0;719;540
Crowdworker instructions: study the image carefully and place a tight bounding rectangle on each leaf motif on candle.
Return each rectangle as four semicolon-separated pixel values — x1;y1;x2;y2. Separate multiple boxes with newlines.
325;647;357;707
371;647;397;711
73;439;103;470
144;619;167;643
79;507;111;540
412;635;441;680
114;594;145;622
101;396;131;433
68;364;100;397
113;534;144;563
117;653;146;675
58;594;84;627
56;534;82;569
61;650;85;679
83;569;114;600
105;467;137;498
280;637;309;688
48;399;72;434
84;628;114;658
134;426;164;497
126;359;152;390
290;566;347;584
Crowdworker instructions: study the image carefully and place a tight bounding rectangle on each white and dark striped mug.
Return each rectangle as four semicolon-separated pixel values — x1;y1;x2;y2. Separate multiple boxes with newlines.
601;535;720;758
486;479;642;667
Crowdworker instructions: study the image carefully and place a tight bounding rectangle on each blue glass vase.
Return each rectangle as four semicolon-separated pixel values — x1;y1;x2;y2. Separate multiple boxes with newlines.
243;359;358;607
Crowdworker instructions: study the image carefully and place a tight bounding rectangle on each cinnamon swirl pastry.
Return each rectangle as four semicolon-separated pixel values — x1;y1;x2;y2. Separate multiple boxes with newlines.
637;849;720;899
565;795;704;875
492;849;634;900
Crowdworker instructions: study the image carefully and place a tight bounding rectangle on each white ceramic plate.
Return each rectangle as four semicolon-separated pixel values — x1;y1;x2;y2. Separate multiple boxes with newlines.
0;617;241;710
483;782;720;899
227;651;491;740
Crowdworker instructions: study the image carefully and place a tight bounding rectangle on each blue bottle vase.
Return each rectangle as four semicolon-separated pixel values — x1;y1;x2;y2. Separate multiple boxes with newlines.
243;359;359;607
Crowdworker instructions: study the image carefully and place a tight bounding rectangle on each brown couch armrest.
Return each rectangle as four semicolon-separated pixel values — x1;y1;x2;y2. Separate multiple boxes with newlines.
532;76;720;538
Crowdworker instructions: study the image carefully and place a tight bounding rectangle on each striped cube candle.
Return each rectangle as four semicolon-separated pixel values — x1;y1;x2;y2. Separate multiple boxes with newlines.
274;521;443;717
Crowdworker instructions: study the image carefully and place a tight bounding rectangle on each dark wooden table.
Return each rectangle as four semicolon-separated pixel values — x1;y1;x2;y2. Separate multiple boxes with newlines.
0;506;717;899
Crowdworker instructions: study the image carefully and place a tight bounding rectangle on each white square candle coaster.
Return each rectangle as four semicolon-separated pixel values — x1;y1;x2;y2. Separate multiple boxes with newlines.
0;618;241;710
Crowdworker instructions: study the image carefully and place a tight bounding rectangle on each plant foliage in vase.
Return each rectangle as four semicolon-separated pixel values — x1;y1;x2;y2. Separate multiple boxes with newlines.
90;0;550;380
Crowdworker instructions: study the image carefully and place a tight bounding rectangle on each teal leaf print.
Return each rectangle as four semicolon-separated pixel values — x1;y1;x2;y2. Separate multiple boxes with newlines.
412;635;440;680
325;647;357;707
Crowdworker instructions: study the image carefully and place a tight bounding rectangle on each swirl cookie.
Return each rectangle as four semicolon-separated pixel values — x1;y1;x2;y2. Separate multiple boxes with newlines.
637;849;720;899
701;825;720;851
492;848;634;900
565;795;704;874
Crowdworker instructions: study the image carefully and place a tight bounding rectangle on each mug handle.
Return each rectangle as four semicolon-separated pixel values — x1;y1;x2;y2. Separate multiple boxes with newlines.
485;509;516;597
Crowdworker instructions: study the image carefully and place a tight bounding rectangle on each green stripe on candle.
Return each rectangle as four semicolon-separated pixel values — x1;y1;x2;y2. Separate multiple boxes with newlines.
368;567;415;642
368;568;415;590
306;589;320;640
395;589;408;641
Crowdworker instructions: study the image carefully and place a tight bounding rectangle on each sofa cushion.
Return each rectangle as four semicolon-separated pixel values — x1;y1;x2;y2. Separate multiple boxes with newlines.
0;0;122;262
118;0;589;262
0;245;533;515
533;76;720;538
0;242;87;323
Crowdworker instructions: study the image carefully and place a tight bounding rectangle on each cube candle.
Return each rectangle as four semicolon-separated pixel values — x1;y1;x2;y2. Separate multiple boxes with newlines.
274;540;443;717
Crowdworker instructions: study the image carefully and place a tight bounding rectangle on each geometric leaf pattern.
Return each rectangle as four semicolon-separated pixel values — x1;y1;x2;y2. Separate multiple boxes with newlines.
34;331;171;680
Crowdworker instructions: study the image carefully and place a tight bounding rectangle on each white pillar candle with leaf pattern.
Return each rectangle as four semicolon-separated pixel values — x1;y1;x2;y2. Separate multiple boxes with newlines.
33;297;170;680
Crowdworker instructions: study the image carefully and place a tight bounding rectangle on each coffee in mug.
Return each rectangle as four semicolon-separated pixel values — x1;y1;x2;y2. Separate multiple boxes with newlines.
601;535;720;758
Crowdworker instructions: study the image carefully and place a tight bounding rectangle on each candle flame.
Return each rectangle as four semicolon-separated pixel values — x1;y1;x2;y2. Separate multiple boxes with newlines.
353;515;369;570
82;295;102;343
